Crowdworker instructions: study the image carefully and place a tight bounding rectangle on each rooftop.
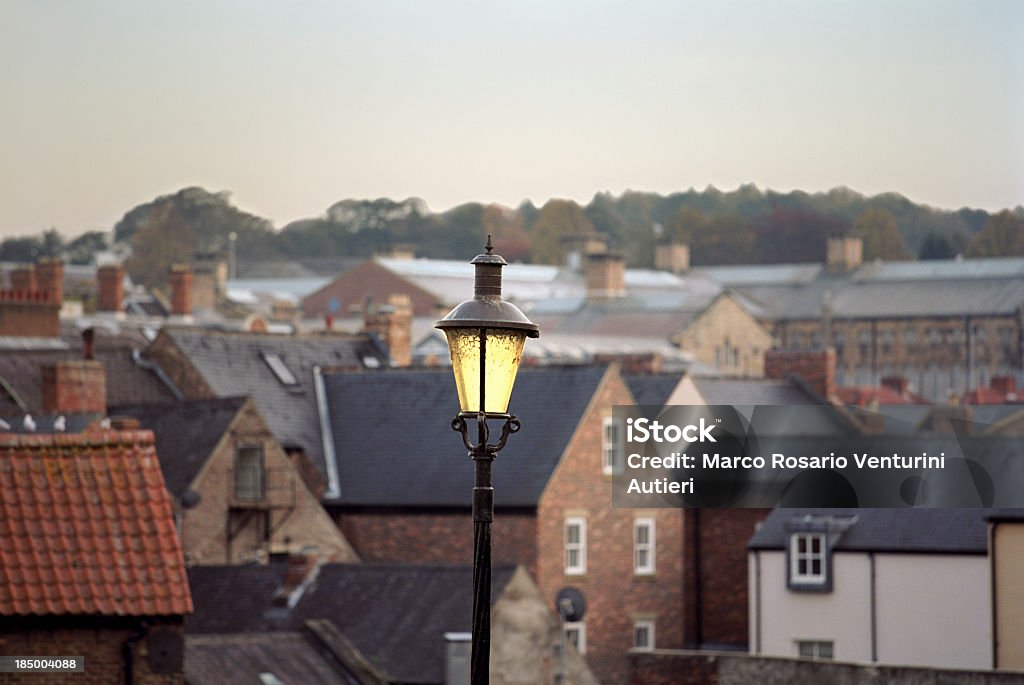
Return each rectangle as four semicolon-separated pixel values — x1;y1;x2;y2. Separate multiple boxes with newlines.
0;431;192;616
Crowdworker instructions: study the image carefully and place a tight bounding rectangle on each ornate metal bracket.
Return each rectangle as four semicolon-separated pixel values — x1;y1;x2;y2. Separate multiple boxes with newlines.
451;411;521;457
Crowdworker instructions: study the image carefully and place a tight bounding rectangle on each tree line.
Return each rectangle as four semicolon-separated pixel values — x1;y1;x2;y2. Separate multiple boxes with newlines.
1;185;1021;288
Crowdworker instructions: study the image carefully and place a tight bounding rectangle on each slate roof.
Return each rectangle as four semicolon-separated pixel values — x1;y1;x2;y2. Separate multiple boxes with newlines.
0;431;192;616
624;372;685;407
109;397;248;497
187;632;365;685
695;256;1024;322
748;508;989;554
155;327;388;480
0;331;178;418
322;365;608;507
692;377;819;406
187;562;517;685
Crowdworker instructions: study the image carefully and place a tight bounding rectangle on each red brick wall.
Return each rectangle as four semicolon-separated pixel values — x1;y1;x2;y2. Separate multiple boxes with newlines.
0;295;60;338
537;368;686;685
169;266;193;316
41;360;107;414
764;348;836;400
97;265;124;313
685;509;769;649
336;508;538;575
0;618;185;685
301;261;443;319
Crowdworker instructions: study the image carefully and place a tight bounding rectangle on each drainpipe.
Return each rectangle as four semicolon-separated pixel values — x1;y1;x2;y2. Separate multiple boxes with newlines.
870;552;877;662
122;621;148;685
754;551;761;654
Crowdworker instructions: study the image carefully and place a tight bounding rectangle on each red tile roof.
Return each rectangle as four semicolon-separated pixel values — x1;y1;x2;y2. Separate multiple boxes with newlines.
0;430;192;617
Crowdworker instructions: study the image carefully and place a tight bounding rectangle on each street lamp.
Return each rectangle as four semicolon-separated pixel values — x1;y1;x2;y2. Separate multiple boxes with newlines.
436;236;539;685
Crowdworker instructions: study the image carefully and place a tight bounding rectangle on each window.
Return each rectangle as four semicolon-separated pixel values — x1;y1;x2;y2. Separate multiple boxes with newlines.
565;517;587;575
564;621;586;655
634;518;655;574
261;352;298;386
633;620;655;651
602;417;623;475
789;532;827;586
796;640;833;660
235;445;265;500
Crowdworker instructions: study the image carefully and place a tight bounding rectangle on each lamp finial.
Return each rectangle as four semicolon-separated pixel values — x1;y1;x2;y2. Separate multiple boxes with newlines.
485;235;494;255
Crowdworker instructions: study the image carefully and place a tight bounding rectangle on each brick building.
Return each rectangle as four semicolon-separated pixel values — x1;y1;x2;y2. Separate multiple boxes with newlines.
143;326;389;498
319;364;767;685
0;430;192;685
110;397;359;565
693;242;1024;401
0;258;63;339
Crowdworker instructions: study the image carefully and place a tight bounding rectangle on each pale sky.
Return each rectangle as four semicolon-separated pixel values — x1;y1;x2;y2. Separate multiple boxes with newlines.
1;0;1022;238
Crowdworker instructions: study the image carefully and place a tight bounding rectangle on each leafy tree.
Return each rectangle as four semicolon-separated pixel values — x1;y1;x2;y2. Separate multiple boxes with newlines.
918;232;957;260
965;210;1024;257
529;199;598;265
0;235;43;262
753;207;847;264
852;207;911;261
65;231;109;265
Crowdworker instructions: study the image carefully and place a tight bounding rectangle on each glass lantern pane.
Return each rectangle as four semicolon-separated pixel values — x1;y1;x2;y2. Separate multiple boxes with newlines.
445;328;527;413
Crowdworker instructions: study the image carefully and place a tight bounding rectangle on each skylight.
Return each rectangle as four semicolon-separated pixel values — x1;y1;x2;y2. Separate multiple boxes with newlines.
261;352;298;386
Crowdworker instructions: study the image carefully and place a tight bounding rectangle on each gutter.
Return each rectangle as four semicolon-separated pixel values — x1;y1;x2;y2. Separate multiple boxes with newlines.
314;365;342;500
131;348;184;401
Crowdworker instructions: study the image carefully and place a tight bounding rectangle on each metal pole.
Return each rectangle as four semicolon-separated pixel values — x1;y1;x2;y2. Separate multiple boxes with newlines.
471;328;491;685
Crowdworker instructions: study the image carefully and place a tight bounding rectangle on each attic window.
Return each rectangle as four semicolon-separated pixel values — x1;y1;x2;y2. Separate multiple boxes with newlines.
261;352;298;386
787;530;832;592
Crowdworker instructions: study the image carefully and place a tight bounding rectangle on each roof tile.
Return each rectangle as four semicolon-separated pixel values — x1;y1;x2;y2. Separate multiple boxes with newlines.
0;430;192;617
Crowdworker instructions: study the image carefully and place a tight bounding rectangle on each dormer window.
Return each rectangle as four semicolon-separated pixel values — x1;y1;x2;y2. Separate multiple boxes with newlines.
790;532;826;584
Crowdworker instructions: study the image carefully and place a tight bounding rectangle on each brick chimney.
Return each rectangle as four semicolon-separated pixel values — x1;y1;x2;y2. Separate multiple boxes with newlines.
272;547;320;607
35;257;64;305
826;237;863;272
169;264;193;317
96;264;124;313
655;243;690;274
41;359;106;414
764;348;836;401
364;293;412;367
585;252;626;299
9;265;36;291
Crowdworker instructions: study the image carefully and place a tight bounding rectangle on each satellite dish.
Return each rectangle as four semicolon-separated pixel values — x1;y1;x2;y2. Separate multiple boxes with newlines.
555;587;586;622
180;490;201;509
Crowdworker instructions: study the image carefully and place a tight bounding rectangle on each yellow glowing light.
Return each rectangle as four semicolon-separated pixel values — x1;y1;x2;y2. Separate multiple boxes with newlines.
445;328;527;413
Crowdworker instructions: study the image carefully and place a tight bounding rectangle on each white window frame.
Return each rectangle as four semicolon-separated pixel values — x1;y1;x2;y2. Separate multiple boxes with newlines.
602;416;622;475
564;517;587;575
796;639;833;660
564;621;586;655
633;619;655;651
634;517;655;575
235;444;265;501
790;532;827;585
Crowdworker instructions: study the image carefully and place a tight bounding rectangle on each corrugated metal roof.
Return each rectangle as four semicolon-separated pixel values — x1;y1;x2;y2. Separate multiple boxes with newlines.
693;263;824;286
854;257;1024;282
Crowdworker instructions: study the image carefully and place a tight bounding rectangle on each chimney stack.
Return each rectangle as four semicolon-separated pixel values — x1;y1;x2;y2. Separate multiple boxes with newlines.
169;264;193;317
364;293;413;367
82;327;95;360
41;359;106;415
764;348;837;401
826;236;863;273
654;243;690;274
9;265;36;292
585;252;626;298
96;264;125;313
35;258;64;305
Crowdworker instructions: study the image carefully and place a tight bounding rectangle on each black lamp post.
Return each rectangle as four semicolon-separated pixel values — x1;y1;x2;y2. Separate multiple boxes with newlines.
436;237;539;685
